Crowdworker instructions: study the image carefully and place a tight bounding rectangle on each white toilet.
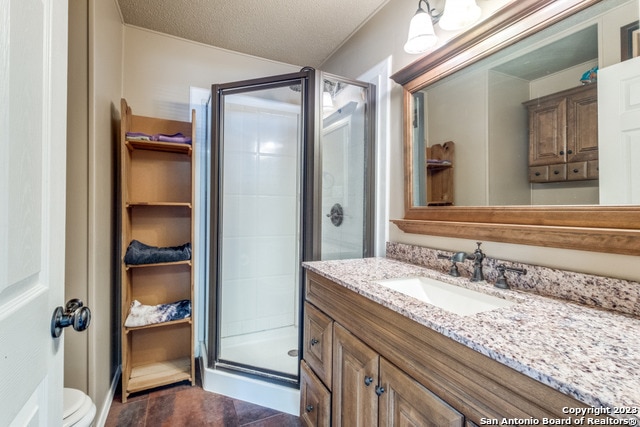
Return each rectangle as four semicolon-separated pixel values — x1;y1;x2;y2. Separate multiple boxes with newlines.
63;388;96;427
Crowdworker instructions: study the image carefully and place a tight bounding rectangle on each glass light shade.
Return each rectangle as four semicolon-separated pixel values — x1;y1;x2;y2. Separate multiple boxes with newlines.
438;0;481;31
404;9;438;54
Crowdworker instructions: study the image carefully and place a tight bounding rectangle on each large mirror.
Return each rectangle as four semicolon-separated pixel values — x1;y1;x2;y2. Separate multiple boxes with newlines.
391;0;640;255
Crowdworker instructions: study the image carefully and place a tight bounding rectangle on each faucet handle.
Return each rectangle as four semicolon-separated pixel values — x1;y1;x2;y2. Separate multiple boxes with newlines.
437;252;462;277
495;264;527;289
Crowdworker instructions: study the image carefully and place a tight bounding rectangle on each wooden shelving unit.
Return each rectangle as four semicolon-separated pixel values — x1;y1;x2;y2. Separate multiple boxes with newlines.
425;141;455;206
119;98;196;402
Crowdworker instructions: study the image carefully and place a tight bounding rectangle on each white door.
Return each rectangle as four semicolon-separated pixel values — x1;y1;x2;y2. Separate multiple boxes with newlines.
599;55;640;204
1;0;68;425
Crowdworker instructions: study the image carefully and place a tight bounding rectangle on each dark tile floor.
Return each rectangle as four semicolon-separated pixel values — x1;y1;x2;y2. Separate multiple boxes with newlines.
105;371;302;427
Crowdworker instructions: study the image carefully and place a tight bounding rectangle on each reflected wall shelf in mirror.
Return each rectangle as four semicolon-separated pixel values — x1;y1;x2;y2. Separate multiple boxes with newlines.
391;0;640;256
426;141;454;206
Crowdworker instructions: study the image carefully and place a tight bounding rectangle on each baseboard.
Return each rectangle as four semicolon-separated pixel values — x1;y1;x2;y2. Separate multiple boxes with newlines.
199;342;300;416
94;365;121;427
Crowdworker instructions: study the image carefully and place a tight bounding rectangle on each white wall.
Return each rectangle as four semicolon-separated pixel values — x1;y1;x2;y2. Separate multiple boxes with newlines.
66;0;123;423
321;0;640;282
122;26;299;122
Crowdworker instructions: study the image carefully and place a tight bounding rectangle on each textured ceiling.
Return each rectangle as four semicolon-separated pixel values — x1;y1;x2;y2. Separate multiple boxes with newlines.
117;0;391;68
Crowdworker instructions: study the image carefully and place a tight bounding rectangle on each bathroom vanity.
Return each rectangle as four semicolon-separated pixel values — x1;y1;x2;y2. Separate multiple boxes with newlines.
299;258;639;426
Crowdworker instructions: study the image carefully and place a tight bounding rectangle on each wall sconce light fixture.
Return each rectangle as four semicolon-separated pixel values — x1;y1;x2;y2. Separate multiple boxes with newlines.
404;0;441;54
404;0;481;54
439;0;481;31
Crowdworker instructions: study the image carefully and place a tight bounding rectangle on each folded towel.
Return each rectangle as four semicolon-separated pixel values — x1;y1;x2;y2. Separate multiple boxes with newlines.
124;240;191;265
157;133;192;144
126;131;153;141
125;299;191;327
125;131;192;144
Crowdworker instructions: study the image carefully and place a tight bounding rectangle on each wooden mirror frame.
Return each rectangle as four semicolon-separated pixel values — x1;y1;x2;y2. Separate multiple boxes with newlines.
391;0;640;256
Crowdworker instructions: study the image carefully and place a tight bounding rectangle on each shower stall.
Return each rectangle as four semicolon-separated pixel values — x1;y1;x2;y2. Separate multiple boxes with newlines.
206;68;375;406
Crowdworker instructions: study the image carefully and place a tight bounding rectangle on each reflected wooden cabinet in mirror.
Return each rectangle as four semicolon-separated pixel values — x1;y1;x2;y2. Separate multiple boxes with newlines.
524;84;598;183
391;0;640;256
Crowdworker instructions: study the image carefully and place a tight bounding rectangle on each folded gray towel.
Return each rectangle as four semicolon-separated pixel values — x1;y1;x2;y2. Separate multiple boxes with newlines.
124;240;191;265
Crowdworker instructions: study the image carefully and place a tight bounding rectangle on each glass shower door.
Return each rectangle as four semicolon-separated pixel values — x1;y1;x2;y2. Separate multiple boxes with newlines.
208;70;375;387
319;74;375;260
210;72;310;382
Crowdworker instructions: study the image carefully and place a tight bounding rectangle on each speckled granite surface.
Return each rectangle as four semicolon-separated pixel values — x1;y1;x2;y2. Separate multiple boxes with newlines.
387;242;640;317
303;257;640;421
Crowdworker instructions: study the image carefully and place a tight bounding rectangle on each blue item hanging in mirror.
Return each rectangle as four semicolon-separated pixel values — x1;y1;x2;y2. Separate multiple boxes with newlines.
580;66;598;85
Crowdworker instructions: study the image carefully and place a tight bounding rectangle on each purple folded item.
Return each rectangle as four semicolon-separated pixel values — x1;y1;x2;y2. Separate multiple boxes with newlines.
157;133;192;144
126;131;191;144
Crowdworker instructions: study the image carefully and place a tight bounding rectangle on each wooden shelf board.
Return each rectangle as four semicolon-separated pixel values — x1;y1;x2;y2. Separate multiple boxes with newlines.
125;260;192;270
126;357;192;393
126;201;192;209
124;317;192;333
126;139;192;155
426;164;453;171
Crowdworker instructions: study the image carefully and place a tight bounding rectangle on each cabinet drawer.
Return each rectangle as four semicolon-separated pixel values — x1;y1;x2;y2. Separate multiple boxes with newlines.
528;166;548;182
300;360;331;427
529;164;567;182
303;302;333;389
567;161;588;181
547;164;566;182
587;159;599;179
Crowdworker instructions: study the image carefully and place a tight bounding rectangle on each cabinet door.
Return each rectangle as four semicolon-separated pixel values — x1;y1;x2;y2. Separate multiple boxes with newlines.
332;324;379;427
566;84;598;163
300;360;331;427
304;302;334;389
527;97;566;166
379;358;464;427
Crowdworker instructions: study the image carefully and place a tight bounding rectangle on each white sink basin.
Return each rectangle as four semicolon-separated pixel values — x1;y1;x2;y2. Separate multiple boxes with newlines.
376;276;514;316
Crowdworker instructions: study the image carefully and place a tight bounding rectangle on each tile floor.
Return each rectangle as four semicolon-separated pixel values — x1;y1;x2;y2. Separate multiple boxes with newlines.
105;369;302;426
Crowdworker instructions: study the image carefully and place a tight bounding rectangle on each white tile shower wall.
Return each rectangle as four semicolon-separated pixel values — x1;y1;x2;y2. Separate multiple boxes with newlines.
321;104;366;260
221;100;300;338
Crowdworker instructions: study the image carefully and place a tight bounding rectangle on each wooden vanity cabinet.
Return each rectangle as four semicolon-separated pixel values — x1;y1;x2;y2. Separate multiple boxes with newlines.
300;360;331;427
333;323;463;427
524;84;598;183
302;270;612;426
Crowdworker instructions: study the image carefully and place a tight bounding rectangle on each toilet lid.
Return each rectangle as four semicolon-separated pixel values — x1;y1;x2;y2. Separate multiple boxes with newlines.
63;388;87;419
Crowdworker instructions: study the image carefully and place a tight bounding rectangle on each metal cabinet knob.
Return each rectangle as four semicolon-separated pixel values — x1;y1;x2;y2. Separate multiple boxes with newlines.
375;385;385;396
306;405;314;413
51;298;91;338
364;376;373;386
310;338;319;346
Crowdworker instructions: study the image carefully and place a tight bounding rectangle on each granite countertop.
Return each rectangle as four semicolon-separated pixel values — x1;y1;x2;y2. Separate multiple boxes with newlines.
303;257;640;421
